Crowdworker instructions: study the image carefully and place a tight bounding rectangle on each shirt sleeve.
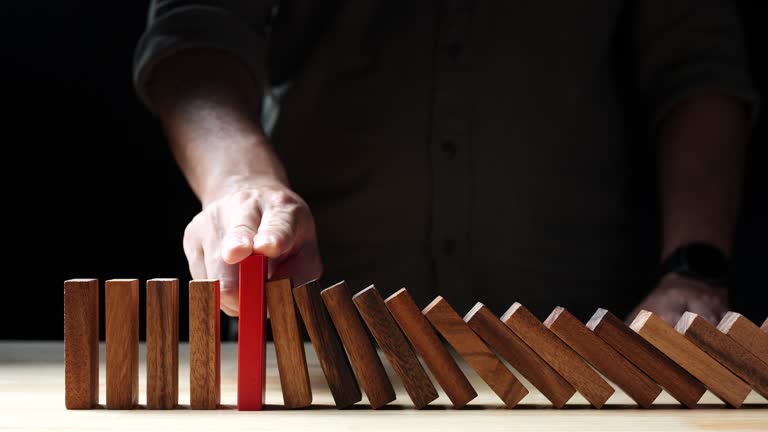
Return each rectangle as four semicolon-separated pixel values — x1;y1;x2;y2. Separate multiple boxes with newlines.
133;0;277;113
629;0;759;130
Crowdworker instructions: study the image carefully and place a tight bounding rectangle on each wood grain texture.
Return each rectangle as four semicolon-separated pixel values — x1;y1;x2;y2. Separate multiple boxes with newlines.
352;286;437;409
385;288;477;408
64;279;99;409
630;310;751;407
464;303;574;408
718;312;768;366
424;297;528;408
677;312;768;400
266;278;312;409
189;280;221;410
587;308;705;408
501;302;613;408
146;279;179;409
321;282;395;409
294;280;361;408
105;279;139;409
544;307;661;408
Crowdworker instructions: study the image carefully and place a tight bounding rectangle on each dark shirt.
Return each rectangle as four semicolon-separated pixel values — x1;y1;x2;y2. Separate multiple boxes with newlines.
134;0;756;319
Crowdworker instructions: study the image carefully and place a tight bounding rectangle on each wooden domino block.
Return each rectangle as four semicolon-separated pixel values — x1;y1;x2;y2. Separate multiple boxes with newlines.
630;310;750;407
501;302;614;408
424;297;528;408
294;280;362;408
353;286;437;409
146;278;179;409
238;254;267;411
321;282;396;409
762;318;767;333
587;309;705;408
189;280;221;410
105;279;139;409
385;288;477;408
544;307;661;408
717;312;768;366
464;303;575;408
266;278;312;409
64;279;99;409
677;312;768;400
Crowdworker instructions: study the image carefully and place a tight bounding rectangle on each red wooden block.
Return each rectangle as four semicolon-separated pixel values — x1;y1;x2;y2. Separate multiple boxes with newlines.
238;254;267;411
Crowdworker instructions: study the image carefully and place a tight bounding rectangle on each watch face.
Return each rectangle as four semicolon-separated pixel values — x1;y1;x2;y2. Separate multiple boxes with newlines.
684;244;728;280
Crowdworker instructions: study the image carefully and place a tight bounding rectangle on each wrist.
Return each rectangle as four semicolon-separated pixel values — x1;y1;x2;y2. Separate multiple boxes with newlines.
658;243;731;286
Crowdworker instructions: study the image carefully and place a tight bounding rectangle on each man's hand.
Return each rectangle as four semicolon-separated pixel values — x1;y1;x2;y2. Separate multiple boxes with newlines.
627;273;728;326
183;182;322;316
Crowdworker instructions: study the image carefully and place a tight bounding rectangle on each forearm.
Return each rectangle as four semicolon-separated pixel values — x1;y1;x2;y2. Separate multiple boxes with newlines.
148;49;288;206
658;93;747;259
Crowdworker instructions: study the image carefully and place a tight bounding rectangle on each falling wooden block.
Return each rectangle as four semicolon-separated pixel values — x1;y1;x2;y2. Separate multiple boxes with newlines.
321;282;395;409
294;280;361;408
353;286;437;409
146;278;179;409
677;312;768;400
544;307;661;408
385;288;477;408
266;278;312;409
64;279;99;409
105;279;139;409
501;302;613;408
238;254;267;411
464;303;574;408
189;279;221;410
630;310;750;407
587;309;705;408
717;312;768;366
424;296;528;408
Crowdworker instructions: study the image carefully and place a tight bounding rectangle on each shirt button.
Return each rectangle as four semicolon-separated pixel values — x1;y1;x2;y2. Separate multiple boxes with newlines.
440;139;457;159
442;239;456;256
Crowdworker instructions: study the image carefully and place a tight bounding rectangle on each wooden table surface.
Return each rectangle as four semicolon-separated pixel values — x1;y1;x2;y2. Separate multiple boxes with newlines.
1;341;766;431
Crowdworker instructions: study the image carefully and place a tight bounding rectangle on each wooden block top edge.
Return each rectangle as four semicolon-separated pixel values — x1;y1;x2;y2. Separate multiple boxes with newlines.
629;310;653;332
190;279;221;285
64;278;98;283
674;312;698;334
319;280;348;296
462;302;487;321
717;311;742;333
542;306;567;328
762;317;768;332
499;302;524;322
585;308;610;331
105;278;140;283
294;279;321;291
383;287;409;303
421;296;446;314
147;278;179;282
350;284;377;301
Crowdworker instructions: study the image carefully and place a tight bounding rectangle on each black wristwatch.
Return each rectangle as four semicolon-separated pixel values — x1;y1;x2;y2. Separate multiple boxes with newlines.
659;243;730;286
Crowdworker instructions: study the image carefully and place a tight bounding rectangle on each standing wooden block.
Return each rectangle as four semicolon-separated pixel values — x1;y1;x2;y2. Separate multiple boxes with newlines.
544;307;661;408
385;288;477;408
238;254;267;411
294;280;361;408
321;282;395;409
464;303;574;408
717;312;768;366
189;279;221;410
587;309;705;408
424;297;528;408
64;279;99;409
266;278;312;409
501;302;613;408
630;310;750;407
105;279;139;409
352;286;437;409
762;318;768;333
146;278;179;409
677;312;768;400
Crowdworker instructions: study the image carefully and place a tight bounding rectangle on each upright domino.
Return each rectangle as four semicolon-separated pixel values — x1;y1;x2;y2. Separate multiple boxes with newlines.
424;297;529;408
630;310;751;407
105;279;139;409
717;312;768;366
465;303;575;408
587;309;705;408
294;280;362;408
64;279;99;409
238;254;267;411
677;312;768;400
544;307;661;408
321;282;395;409
386;288;477;409
353;286;437;409
501;303;614;408
266;278;312;409
146;279;179;409
189;280;221;410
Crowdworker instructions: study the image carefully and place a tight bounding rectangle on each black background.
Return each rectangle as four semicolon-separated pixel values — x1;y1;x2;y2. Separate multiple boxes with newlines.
1;2;766;340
